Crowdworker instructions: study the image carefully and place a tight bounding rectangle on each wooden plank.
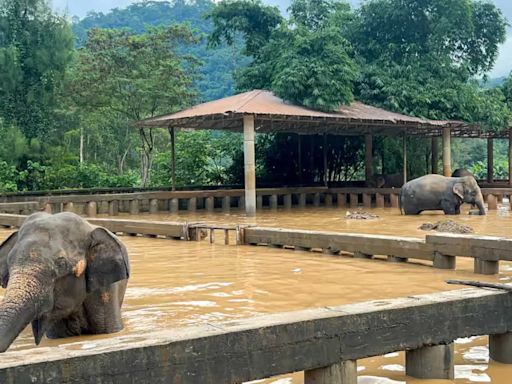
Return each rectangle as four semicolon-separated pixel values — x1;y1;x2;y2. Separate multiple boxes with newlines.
0;289;510;384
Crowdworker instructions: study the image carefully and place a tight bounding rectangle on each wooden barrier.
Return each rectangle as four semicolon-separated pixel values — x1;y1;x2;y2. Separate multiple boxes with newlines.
1;288;511;383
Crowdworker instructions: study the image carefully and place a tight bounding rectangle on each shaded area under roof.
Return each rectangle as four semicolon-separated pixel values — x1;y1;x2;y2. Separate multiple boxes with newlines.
138;90;501;138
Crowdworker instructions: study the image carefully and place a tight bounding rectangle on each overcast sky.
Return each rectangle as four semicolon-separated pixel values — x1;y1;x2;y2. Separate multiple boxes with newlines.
52;0;512;78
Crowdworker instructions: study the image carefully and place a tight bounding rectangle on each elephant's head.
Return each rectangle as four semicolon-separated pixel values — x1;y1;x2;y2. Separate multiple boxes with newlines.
0;214;129;352
453;176;486;215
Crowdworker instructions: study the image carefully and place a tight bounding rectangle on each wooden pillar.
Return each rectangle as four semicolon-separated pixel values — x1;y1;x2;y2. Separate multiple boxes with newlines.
243;115;256;216
365;133;373;181
442;127;451;176
298;134;303;184
487;137;494;184
406;343;454;379
168;127;177;191
431;136;439;174
509;130;512;186
305;360;357;384
403;133;407;185
323;133;328;187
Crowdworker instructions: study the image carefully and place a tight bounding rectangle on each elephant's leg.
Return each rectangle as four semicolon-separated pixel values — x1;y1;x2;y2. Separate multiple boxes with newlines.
46;309;88;339
441;200;458;215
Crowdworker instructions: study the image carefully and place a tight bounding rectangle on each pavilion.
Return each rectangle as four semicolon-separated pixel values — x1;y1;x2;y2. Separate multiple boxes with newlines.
138;90;511;215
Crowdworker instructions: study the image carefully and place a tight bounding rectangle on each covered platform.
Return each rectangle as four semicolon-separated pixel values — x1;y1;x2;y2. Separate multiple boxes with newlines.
139;90;512;215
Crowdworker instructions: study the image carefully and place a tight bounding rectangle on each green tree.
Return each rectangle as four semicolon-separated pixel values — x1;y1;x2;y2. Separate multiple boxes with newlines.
0;0;74;139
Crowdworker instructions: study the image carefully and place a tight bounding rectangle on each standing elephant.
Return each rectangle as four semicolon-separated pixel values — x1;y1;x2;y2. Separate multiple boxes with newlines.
366;173;403;188
399;174;486;215
0;212;130;352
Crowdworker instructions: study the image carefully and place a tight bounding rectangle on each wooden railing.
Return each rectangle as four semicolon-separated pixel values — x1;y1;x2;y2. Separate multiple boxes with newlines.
1;288;511;383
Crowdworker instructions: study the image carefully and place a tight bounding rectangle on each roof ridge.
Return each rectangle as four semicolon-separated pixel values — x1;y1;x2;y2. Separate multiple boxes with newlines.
233;89;265;113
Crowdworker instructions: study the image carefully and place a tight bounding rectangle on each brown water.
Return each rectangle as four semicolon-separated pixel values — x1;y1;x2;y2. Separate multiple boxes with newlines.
1;207;512;383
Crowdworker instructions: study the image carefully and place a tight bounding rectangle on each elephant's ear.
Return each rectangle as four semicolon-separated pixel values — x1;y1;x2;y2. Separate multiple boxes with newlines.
86;227;130;293
453;183;464;200
0;232;18;289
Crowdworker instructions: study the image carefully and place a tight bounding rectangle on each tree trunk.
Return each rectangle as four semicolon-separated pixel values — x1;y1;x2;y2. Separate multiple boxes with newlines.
79;126;84;164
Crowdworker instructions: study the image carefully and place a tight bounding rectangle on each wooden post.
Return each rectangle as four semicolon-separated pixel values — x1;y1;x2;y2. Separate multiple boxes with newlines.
323;133;328;187
509;130;512;186
488;137;494;184
244;115;256;216
403;133;407;185
365;133;373;181
431;136;439;174
298;134;303;184
224;229;230;245
305;360;357;384
442;127;451;176
168;126;177;191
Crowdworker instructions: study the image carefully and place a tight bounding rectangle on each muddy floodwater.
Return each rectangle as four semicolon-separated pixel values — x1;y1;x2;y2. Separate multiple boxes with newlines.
1;206;512;383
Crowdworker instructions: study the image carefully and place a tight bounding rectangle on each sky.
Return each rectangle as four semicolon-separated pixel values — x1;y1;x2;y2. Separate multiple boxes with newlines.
52;0;512;78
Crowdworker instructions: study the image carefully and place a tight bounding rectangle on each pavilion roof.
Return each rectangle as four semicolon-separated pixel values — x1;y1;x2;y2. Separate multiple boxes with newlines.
138;90;497;138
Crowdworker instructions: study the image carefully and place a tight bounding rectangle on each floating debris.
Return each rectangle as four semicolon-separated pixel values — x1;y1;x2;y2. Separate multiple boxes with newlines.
419;220;474;234
346;211;380;220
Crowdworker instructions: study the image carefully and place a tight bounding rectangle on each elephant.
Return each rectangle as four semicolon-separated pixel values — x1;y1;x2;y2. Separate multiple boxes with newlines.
365;173;403;188
0;211;130;352
399;174;486;215
451;168;475;179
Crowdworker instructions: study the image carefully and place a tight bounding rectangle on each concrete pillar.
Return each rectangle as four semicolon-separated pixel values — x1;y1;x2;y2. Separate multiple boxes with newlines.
170;198;179;213
349;193;358;208
432;136;439;174
305;360;357;384
376;193;384;208
270;194;278;209
108;200;119;216
222;196;231;212
474;259;499;275
129;200;139;215
206;197;214;212
433;252;456;270
149;199;159;214
490;332;512;363
488;138;494;184
363;193;371;208
187;197;197;212
283;194;292;209
86;202;97;217
442;128;452;177
365;133;373;181
299;193;306;208
256;195;263;209
406;343;454;379
63;202;74;212
243;115;256;216
325;194;333;207
487;194;497;210
403;133;407;184
390;193;399;208
313;193;320;207
337;193;346;208
509;130;512;186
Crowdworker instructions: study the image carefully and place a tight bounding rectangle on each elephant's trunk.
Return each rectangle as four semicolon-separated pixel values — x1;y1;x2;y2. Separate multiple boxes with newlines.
0;271;47;352
475;192;486;215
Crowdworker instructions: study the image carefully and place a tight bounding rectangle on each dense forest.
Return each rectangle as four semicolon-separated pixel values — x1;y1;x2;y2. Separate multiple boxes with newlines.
0;0;511;193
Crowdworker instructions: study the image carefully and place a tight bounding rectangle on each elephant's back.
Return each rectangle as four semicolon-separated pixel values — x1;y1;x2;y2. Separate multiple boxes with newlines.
19;212;92;242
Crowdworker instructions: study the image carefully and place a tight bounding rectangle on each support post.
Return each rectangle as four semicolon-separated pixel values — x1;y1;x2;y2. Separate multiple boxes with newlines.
406;343;454;379
86;202;97;218
509;130;512;186
442;127;452;176
299;193;306;208
403;132;407;184
168;126;177;191
490;332;512;363
129;200;139;215
488;137;494;184
170;198;179;213
305;360;357;384
433;252;456;270
323;133;328;187
63;202;74;213
149;199;158;214
431;136;439;174
365;133;373;181
206;197;214;212
243;115;256;216
108;201;119;216
474;259;499;275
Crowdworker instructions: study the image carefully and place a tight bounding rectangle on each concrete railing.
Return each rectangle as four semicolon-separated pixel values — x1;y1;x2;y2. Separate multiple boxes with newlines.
1;288;511;383
0;186;510;216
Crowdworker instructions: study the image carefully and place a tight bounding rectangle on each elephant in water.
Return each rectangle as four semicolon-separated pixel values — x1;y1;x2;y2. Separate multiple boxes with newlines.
366;173;403;188
400;174;486;215
451;168;475;179
0;212;130;352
